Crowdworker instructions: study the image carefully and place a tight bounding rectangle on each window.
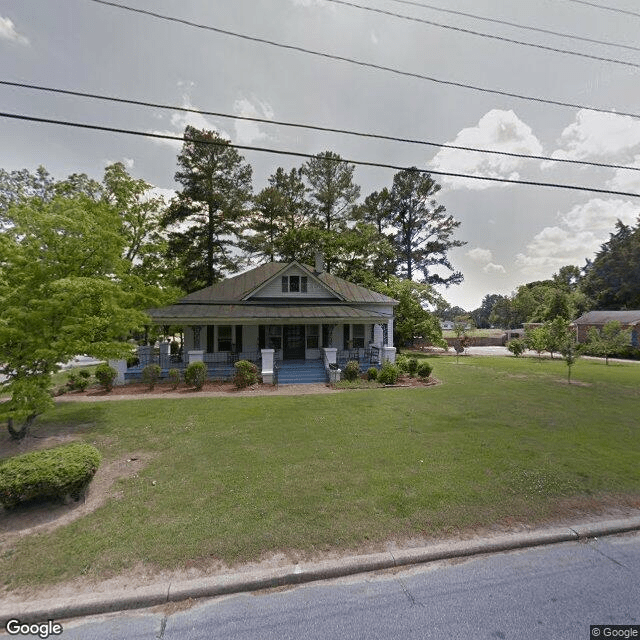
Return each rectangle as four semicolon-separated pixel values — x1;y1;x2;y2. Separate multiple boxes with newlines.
306;324;319;349
353;324;365;349
281;275;308;293
218;326;232;352
267;325;282;350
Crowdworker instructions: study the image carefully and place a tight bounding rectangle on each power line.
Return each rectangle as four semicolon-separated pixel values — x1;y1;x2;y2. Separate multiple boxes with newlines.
3;79;640;174
562;0;640;19
323;0;640;69
1;110;639;198
86;0;640;121
383;0;640;53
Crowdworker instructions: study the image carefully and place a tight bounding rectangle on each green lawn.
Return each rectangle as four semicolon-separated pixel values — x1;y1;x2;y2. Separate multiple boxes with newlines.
2;355;639;590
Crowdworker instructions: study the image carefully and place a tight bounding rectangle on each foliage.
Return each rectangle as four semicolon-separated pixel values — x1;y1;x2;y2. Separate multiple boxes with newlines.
184;361;207;390
582;321;632;364
142;364;162;390
395;354;409;373
525;326;549;359
95;364;117;392
367;367;378;381
407;358;419;377
343;360;361;382
377;361;400;385
388;168;465;285
506;338;527;357
168;368;181;390
233;360;259;388
0;443;101;509
470;294;503;329
416;361;433;379
559;330;580;383
162;126;253;292
581;219;640;310
452;316;473;362
66;369;92;392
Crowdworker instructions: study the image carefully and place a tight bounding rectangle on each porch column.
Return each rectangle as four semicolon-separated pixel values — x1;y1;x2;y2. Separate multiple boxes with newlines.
322;347;337;366
191;325;202;351
381;346;396;364
159;342;170;369
109;359;127;386
138;345;153;367
261;349;275;385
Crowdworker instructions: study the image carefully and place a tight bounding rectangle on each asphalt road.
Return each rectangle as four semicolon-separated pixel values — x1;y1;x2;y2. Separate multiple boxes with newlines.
13;532;637;640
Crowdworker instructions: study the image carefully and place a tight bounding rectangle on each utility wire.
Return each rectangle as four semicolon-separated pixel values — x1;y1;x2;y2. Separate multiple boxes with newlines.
383;0;640;53
86;0;640;121
323;0;640;69
3;79;640;174
1;111;638;198
562;0;640;19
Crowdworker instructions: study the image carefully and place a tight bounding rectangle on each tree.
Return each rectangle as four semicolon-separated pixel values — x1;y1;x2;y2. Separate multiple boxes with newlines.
558;326;580;383
0;193;146;439
452;315;473;362
583;321;631;364
488;295;520;329
302;151;360;234
162;126;253;292
525;326;549;359
581;219;640;309
0;166;55;223
388;169;465;285
470;293;503;328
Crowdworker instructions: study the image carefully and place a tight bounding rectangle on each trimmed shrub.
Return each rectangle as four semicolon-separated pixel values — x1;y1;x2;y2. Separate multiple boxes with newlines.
407;358;419;377
66;369;91;392
95;363;117;391
507;338;527;358
168;368;181;390
417;361;433;379
0;443;101;509
367;367;378;381
395;354;409;373
377;361;400;385
233;360;259;388
142;364;162;390
184;361;207;390
343;360;361;382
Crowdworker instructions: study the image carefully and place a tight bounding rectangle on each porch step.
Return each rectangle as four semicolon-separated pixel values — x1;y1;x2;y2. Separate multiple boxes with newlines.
276;360;327;385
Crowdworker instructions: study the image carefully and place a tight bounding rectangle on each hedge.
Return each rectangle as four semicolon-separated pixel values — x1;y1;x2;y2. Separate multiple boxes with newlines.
0;443;101;509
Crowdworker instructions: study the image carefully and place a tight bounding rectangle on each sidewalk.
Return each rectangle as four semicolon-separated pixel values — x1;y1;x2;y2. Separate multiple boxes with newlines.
2;515;639;626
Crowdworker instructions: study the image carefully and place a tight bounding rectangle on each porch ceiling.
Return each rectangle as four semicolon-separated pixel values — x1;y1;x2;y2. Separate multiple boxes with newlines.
148;304;391;325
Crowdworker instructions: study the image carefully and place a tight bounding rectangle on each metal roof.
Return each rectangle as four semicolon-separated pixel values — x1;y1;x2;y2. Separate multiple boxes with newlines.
148;304;391;324
574;311;640;325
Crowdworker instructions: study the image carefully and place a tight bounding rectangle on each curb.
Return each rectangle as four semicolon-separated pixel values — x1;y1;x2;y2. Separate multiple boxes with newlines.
2;516;640;626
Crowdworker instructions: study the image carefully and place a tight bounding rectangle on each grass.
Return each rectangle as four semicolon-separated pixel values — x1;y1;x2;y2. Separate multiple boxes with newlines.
1;355;639;590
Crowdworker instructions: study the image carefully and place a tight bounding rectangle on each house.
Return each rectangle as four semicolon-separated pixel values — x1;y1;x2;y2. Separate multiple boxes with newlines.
573;310;640;347
114;259;398;385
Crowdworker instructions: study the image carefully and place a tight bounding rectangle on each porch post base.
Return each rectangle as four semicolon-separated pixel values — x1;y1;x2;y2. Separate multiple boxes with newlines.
381;346;396;364
261;349;275;385
188;350;204;364
109;359;127;386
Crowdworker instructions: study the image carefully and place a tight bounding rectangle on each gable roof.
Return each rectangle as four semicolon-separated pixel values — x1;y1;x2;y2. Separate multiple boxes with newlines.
574;310;640;325
176;262;397;305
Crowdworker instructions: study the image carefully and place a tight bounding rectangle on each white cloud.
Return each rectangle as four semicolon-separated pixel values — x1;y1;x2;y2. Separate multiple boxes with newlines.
546;110;640;164
0;16;29;45
429;110;543;191
233;98;274;145
150;96;231;149
144;186;176;204
467;247;493;262
516;198;640;278
483;262;506;274
606;155;640;194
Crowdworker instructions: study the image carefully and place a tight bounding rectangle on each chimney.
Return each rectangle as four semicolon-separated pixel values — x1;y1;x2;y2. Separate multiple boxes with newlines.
315;252;325;274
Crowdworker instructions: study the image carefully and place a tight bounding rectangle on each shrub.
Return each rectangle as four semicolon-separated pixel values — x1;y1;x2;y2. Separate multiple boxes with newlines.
233;360;259;388
367;367;378;381
407;358;419;377
95;363;117;391
66;369;91;392
168;368;181;390
507;338;527;357
0;443;101;509
142;364;162;390
343;360;361;382
377;361;399;385
417;361;433;379
184;361;207;390
395;354;409;373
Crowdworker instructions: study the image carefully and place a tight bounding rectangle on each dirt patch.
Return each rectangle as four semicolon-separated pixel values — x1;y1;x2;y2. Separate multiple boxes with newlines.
0;453;151;553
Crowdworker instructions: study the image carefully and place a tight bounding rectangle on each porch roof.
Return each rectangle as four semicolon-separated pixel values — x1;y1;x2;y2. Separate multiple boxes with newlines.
148;304;391;325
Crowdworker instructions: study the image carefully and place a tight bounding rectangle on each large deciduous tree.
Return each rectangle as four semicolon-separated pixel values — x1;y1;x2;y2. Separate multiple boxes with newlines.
162;126;253;292
388;169;465;285
0;193;146;438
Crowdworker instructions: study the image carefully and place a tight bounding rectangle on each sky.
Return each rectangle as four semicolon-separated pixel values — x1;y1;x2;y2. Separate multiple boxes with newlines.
1;0;639;310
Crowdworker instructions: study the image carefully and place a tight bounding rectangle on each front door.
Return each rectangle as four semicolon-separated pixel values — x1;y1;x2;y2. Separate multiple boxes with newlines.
283;325;305;360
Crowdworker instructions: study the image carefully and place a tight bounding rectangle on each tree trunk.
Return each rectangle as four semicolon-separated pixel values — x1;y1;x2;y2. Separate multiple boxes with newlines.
7;413;37;440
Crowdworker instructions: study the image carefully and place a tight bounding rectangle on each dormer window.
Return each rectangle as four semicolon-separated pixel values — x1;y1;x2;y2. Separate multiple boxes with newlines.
281;275;307;293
